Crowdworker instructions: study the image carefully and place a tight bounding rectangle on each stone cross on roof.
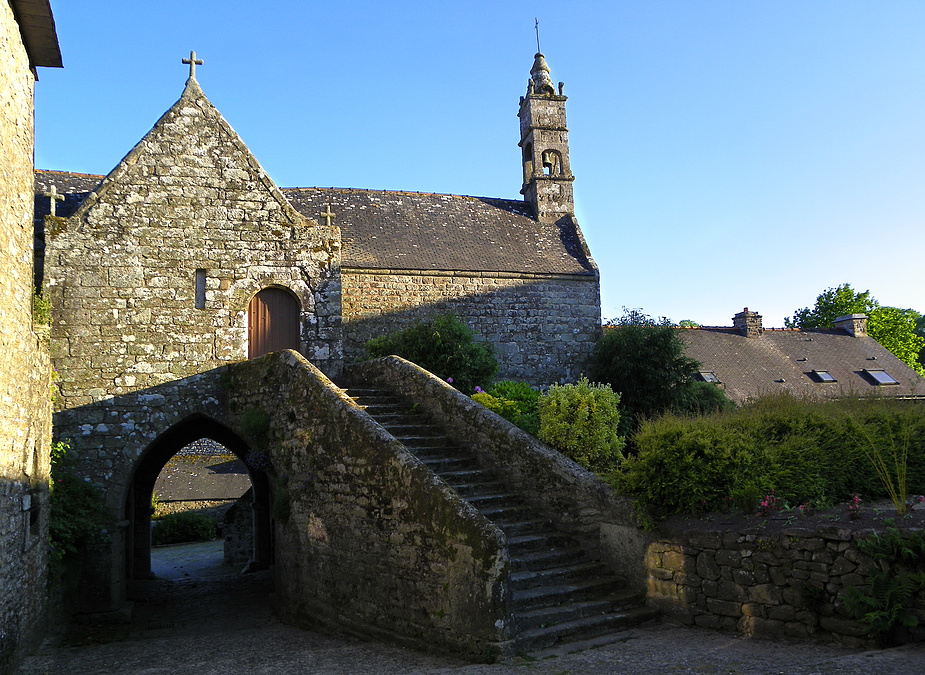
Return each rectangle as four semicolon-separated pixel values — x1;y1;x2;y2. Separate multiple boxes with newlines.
44;184;64;216
182;50;203;80
320;205;335;227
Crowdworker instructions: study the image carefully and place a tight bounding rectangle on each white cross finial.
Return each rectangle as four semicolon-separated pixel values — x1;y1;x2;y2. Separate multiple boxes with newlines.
320;205;335;227
44;184;64;216
182;50;204;80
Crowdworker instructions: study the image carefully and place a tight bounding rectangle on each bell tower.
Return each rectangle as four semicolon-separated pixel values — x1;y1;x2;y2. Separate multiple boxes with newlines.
518;52;574;222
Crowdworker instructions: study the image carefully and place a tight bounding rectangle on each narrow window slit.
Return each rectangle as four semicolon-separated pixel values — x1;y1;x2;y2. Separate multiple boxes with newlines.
195;269;206;309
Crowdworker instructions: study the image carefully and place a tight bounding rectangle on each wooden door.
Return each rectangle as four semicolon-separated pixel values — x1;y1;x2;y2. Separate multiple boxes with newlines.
248;288;300;359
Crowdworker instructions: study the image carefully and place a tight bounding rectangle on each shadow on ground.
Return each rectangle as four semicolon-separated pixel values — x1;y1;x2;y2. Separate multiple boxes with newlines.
18;541;925;674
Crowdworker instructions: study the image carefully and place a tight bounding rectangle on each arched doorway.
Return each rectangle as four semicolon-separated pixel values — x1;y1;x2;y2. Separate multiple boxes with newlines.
124;416;273;583
248;287;301;359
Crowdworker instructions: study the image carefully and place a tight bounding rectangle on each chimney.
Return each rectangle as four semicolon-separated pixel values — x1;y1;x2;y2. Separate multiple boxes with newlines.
733;307;763;338
834;314;868;337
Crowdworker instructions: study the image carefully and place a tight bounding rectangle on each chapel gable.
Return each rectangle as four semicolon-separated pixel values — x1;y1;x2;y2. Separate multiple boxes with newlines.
43;62;342;409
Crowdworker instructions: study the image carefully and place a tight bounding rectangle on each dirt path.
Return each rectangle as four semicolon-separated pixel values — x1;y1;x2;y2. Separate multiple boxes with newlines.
18;541;925;674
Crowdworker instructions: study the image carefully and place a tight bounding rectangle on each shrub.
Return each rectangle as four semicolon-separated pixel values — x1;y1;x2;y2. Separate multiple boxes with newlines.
152;511;217;545
365;314;498;394
612;394;925;519
49;440;105;563
472;380;540;435
537;377;625;472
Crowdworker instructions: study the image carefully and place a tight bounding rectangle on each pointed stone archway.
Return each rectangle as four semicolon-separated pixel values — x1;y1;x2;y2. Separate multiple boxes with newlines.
125;415;272;583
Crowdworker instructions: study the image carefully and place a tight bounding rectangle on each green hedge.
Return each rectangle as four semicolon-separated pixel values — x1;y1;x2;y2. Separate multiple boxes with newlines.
612;395;925;519
152;511;217;545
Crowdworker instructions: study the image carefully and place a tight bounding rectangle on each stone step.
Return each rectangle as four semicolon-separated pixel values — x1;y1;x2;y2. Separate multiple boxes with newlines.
476;503;539;524
422;455;481;473
342;385;656;653
513;598;613;631
450;481;510;498
464;492;524;511
381;423;443;437
510;561;612;591
512;606;660;653
506;531;575;555
435;468;500;484
509;545;586;570
511;578;629;611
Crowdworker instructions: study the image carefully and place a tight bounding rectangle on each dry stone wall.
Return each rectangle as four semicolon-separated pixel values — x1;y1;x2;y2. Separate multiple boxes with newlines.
44;77;342;415
647;522;925;647
342;270;600;386
0;4;52;670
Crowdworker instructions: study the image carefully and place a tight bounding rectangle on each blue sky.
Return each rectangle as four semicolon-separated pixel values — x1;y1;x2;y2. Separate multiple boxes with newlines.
34;1;925;327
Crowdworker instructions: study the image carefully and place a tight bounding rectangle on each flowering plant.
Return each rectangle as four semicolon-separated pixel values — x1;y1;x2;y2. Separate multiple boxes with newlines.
847;493;862;518
757;490;780;516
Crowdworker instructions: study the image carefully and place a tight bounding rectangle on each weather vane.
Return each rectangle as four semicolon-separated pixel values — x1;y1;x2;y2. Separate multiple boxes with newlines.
535;18;541;53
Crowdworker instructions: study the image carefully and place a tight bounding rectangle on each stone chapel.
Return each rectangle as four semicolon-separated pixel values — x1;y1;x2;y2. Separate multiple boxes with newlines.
35;50;601;409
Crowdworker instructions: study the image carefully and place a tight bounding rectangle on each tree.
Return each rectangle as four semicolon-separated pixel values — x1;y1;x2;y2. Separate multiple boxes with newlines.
786;284;925;378
784;283;877;329
592;309;732;430
868;307;925;378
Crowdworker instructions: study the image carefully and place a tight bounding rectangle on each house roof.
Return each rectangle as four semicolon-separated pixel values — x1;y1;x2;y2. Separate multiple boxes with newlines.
34;170;597;277
679;325;925;404
282;187;595;275
11;0;62;68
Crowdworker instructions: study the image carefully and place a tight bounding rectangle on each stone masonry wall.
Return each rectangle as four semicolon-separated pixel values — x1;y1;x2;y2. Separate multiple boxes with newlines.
342;269;600;387
647;523;925;648
226;351;510;656
0;4;52;670
44;77;342;415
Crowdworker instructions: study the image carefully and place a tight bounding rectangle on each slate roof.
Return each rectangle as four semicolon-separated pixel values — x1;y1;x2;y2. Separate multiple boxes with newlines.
679;325;925;404
283;188;595;275
33;171;597;276
34;170;101;220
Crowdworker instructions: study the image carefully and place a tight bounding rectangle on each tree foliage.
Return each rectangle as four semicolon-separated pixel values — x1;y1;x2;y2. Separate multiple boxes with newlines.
365;313;498;394
592;309;733;429
785;283;877;329
869;307;925;377
786;284;925;377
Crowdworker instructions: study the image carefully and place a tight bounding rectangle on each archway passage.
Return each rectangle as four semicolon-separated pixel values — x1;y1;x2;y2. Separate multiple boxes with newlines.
126;416;272;584
248;287;301;359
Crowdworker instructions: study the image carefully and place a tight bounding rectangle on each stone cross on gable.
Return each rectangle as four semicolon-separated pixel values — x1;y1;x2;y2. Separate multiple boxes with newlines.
320;205;335;227
182;50;204;79
44;184;64;216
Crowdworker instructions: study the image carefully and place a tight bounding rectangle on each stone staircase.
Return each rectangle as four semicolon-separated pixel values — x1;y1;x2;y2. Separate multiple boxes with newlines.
344;387;657;653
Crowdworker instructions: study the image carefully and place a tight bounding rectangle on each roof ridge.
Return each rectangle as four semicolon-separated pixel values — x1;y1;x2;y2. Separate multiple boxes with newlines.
36;169;106;179
281;186;525;205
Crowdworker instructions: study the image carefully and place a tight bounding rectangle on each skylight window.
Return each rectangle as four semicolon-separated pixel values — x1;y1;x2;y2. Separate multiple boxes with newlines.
863;369;899;386
810;370;837;383
694;371;720;383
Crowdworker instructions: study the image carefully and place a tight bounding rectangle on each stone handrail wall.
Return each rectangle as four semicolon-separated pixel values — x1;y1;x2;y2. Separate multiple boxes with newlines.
227;351;510;656
345;356;651;588
647;521;925;647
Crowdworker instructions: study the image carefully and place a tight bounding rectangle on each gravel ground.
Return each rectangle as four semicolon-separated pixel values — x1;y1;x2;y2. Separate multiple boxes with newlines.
18;541;925;675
